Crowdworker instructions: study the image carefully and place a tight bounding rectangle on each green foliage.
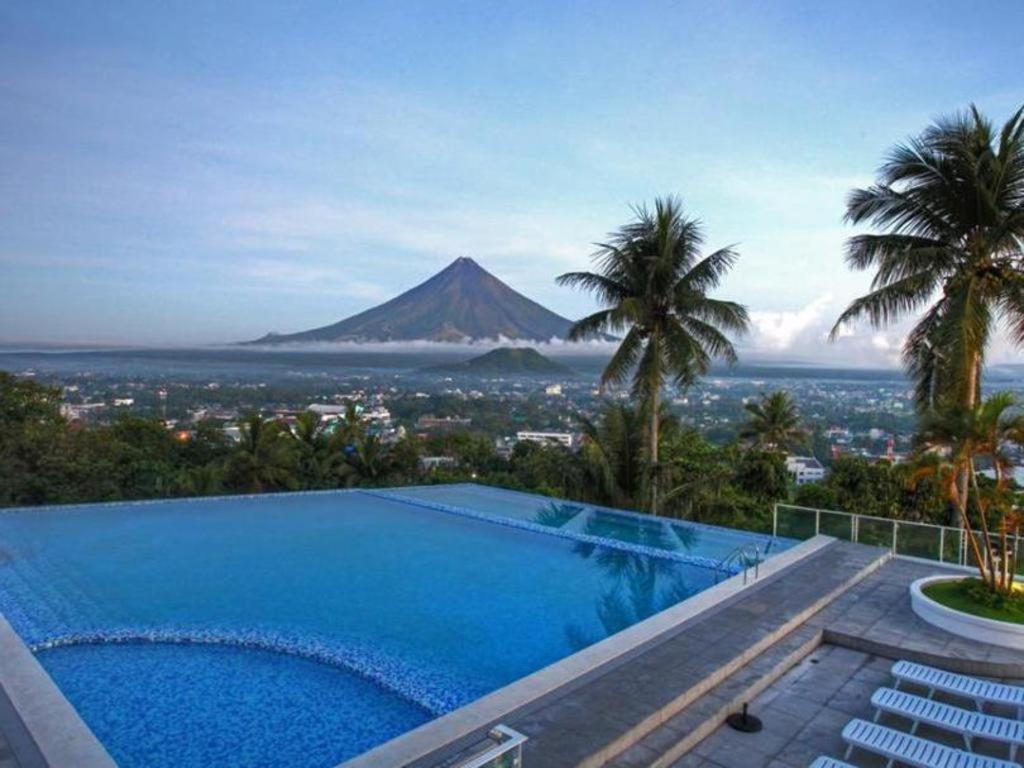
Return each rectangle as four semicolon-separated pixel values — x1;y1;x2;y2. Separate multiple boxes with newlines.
820;457;905;517
739;391;807;452
924;578;1024;624
833;104;1024;411
912;393;1024;594
558;196;749;512
792;482;838;510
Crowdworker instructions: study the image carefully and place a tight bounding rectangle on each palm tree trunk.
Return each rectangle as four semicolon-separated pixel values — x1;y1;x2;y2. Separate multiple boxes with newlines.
969;464;998;591
650;386;659;515
953;351;982;527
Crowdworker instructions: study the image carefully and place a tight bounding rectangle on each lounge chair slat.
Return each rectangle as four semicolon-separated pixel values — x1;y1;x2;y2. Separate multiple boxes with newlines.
841;718;1019;768
871;687;1024;750
892;661;1024;709
808;757;857;768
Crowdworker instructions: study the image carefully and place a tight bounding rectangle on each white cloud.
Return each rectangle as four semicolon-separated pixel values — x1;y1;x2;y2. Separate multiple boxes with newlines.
748;294;833;351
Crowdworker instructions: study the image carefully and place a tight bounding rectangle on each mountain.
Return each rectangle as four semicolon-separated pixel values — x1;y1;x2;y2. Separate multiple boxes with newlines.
248;257;594;344
425;347;573;375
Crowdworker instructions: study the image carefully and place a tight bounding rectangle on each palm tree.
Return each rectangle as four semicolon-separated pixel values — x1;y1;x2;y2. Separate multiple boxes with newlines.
289;411;345;488
558;197;749;513
577;402;648;509
739;391;808;452
224;412;297;493
831;105;1024;411
912;393;1024;594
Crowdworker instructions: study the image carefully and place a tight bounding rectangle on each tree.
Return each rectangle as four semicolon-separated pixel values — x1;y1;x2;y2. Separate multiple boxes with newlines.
577;402;648;509
558;196;749;512
739;391;808;452
0;373;68;505
289;411;345;488
912;393;1024;594
223;412;297;493
831;105;1024;412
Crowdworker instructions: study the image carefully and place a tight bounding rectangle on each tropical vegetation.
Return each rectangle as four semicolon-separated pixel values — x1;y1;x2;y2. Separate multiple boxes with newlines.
833;103;1024;596
832;105;1024;412
557;196;749;514
912;393;1024;595
739;391;807;452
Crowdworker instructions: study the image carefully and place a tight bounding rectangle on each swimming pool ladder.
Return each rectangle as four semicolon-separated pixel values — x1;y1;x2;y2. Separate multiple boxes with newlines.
454;724;527;768
715;542;764;585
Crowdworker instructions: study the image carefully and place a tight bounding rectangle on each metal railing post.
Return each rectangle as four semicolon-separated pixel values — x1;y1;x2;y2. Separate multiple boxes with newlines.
891;521;898;554
939;527;945;564
815;509;821;536
772;504;778;538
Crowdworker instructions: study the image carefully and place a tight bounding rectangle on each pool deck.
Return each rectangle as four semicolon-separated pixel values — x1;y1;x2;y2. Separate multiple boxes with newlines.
414;548;1022;768
684;644;1022;768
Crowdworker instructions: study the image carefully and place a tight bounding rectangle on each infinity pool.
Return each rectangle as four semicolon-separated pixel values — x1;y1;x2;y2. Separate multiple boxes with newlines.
0;485;790;767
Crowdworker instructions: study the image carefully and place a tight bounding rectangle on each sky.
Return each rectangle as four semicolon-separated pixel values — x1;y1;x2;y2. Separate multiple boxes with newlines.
1;1;1023;366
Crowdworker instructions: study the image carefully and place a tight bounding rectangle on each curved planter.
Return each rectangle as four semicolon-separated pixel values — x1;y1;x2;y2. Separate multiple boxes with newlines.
910;575;1024;650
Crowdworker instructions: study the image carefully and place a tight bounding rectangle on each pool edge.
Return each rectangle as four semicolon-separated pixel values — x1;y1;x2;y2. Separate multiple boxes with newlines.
0;614;116;768
337;534;835;768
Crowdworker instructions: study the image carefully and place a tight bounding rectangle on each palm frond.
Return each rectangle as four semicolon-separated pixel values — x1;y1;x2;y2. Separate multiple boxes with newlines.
830;270;939;339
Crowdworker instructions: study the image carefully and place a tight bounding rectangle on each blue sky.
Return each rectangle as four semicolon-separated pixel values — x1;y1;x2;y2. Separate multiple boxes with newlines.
2;1;1022;363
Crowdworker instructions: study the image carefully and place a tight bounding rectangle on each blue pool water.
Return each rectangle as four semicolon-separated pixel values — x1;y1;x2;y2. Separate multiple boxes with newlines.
0;485;791;767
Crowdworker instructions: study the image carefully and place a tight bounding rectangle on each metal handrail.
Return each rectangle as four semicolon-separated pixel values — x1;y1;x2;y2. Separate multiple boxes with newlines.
715;542;764;585
456;725;527;768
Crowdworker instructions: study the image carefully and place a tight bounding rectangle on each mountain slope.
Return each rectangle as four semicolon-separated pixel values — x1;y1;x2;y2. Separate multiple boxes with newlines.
425;347;573;375
249;257;585;343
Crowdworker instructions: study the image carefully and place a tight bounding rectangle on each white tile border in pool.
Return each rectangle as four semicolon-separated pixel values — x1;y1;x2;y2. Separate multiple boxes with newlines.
338;534;835;768
0;614;116;768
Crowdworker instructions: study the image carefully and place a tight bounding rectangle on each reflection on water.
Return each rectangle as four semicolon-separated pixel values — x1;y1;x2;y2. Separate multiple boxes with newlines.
670;522;701;552
583;510;683;551
565;533;698;651
531;502;585;528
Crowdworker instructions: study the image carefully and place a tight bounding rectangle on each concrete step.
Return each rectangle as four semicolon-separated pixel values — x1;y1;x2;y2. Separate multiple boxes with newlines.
514;542;890;768
605;624;822;768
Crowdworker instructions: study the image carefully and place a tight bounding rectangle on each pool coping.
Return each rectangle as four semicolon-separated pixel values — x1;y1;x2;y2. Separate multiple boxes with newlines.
0;614;116;768
337;533;835;768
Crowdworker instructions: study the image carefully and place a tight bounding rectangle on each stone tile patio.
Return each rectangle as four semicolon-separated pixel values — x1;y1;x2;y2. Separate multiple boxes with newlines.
0;733;17;768
682;644;1022;768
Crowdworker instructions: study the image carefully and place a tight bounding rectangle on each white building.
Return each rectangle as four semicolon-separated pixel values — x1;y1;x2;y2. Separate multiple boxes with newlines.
308;403;351;417
60;402;106;420
785;456;826;485
419;456;459;471
544;384;562;396
516;431;575;449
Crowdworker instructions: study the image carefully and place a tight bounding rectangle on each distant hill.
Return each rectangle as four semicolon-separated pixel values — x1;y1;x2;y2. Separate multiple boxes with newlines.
426;347;572;375
247;257;604;344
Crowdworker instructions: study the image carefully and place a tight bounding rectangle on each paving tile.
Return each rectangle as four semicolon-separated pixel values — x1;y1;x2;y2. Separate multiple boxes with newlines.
667;754;711;768
827;680;881;717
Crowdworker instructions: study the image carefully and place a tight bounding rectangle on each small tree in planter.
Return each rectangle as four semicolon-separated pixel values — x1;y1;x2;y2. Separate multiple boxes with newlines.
912;393;1024;596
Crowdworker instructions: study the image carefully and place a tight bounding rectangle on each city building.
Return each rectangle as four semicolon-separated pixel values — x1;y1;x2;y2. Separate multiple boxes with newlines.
515;430;575;449
416;415;472;432
419;456;459;471
785;455;826;485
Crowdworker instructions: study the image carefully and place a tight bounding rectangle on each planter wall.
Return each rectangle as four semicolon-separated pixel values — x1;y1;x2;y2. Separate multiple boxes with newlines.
910;575;1024;651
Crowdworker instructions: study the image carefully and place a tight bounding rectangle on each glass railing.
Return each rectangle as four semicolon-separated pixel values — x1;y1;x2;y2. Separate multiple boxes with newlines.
773;503;1024;575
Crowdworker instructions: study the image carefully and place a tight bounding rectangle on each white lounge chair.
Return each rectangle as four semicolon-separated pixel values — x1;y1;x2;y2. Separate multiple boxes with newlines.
872;686;1024;761
808;757;856;768
842;719;1020;768
893;660;1024;718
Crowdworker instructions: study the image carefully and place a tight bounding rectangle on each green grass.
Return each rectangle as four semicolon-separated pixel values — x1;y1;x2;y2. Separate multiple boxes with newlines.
923;578;1024;625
